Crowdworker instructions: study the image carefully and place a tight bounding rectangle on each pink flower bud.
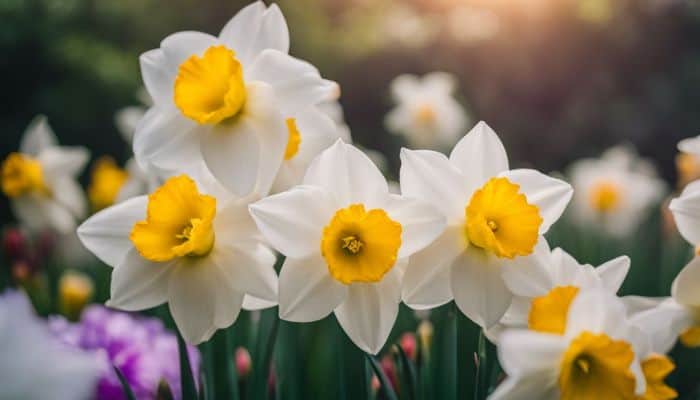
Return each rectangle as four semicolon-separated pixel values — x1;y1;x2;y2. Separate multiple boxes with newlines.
235;347;252;379
399;332;417;361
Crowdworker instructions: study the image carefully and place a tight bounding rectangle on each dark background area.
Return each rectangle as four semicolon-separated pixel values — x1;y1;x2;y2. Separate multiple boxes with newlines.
2;0;700;224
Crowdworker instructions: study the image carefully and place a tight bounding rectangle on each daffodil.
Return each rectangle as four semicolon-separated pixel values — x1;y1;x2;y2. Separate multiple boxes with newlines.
271;106;343;192
249;140;445;354
490;290;647;399
490;245;629;339
1;116;89;234
400;121;572;329
385;72;468;150
77;171;278;344
623;298;681;400
567;146;666;237
675;135;700;189
670;180;700;250
133;1;334;197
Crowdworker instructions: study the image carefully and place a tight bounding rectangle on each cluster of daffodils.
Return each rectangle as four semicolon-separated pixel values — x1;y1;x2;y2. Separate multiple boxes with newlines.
4;2;700;399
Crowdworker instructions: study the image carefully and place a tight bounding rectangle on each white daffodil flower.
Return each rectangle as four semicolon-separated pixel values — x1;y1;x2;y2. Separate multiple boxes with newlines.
385;72;468;150
490;290;647;400
249;140;445;354
489;245;629;340
670;179;700;250
270;106;343;193
400;121;573;329
77;169;278;344
621;296;683;400
630;257;700;353
133;1;334;197
1;116;89;234
0;290;99;400
567;145;666;237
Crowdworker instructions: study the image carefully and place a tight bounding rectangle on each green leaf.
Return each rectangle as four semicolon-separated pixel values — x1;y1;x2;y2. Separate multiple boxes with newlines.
177;330;199;400
366;354;398;400
212;327;239;400
394;344;417;400
113;365;137;400
248;307;280;400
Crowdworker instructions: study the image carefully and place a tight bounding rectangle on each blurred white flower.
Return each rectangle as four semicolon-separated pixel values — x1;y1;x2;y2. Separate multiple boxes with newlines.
670;180;700;249
385;72;469;150
0;290;99;400
77;170;278;344
447;6;500;44
382;4;439;48
1;116;89;234
491;290;647;399
114;106;146;145
400;122;572;329
250;140;445;354
489;245;629;340
567;145;666;237
676;135;700;188
134;1;334;197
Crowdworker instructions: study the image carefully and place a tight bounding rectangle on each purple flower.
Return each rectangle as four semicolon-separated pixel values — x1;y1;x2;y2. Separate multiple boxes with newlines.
50;306;200;400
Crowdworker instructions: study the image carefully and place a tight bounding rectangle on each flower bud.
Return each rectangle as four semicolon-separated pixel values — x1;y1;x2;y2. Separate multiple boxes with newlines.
417;320;434;361
399;332;417;361
235;347;252;379
3;228;26;261
58;271;94;320
156;379;174;400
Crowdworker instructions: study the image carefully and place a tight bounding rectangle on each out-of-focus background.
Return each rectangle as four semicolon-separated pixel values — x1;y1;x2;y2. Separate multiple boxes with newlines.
1;0;698;221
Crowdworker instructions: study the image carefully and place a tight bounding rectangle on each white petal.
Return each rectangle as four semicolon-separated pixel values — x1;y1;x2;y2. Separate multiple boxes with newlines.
50;177;87;220
132;107;200;172
672;256;700;307
384;194;446;258
399;148;472;222
402;226;463;309
278;253;347;322
219;2;289;66
161;31;219;68
497;330;567;374
242;295;277;311
13;197;75;234
250;185;335;258
390;74;420;103
449;121;508;183
139;49;175;105
202;81;286;197
19;115;58;156
629;299;689;355
39;146;90;178
679;135;700;154
213;197;262;241
499;169;573;234
669;183;700;245
334;268;401;354
489;374;559;400
596;255;630;293
211;274;246;330
107;248;170;311
501;239;554;298
77;196;148;266
565;289;628;339
303;140;388;207
212;243;278;302
168;258;235;344
247;49;335;114
451;247;512;329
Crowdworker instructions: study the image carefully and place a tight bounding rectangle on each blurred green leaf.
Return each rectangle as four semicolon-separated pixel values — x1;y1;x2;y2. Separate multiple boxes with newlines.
114;365;137;400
